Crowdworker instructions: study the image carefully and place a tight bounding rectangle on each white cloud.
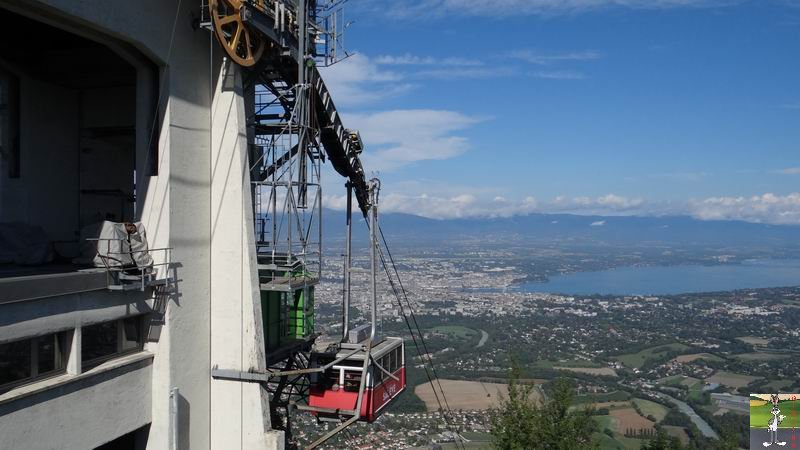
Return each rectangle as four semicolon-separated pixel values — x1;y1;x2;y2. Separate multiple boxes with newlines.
342;109;484;171
688;193;800;225
415;67;518;79
317;53;487;171
324;191;646;219
532;70;587;80
375;54;483;66
325;192;539;219
318;53;414;106
775;167;800;175
590;220;606;226
511;50;602;65
375;53;513;79
549;194;647;213
318;51;505;103
324;188;800;225
379;0;739;18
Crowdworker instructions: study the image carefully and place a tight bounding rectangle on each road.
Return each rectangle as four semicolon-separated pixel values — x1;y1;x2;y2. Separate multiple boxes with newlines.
476;329;489;348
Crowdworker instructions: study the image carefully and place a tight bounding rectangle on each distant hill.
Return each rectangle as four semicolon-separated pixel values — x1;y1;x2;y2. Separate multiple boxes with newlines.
321;209;800;248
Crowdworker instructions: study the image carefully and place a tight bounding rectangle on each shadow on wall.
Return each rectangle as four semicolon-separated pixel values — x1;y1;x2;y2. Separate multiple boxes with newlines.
146;263;183;343
176;390;191;450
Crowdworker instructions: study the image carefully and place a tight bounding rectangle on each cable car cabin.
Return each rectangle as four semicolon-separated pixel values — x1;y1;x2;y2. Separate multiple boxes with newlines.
308;337;405;422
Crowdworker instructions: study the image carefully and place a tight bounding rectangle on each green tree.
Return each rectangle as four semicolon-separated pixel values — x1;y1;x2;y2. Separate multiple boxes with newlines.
490;367;597;449
642;428;684;450
713;424;740;450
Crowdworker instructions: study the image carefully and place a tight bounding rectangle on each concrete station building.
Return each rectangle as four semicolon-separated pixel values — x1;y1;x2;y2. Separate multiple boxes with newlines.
0;1;282;448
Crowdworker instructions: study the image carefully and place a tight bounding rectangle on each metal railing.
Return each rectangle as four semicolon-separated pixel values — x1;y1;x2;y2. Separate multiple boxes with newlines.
87;238;173;292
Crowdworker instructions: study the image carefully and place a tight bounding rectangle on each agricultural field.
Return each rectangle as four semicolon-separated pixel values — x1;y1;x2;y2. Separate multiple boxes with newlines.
682;378;703;389
764;380;795;391
737;336;770;345
591;401;668;449
592;416;645;450
475;376;546;385
534;359;604;369
616;343;690;368
657;375;701;389
592;432;627;450
632;398;669;422
662;426;690;446
415;379;520;411
610;407;655;434
430;325;478;340
593;401;633;410
554;366;618;377
672;353;723;363
456;431;493;449
575;391;631;405
707;371;761;389
439;442;491;450
733;352;790;361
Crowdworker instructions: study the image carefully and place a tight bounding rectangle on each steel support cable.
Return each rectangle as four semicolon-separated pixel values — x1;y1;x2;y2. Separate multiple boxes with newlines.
377;226;463;418
361;221;446;421
377;251;465;450
362;220;465;450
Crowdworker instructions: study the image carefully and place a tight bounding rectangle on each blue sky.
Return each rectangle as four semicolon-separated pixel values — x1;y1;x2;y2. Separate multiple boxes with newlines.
318;0;800;224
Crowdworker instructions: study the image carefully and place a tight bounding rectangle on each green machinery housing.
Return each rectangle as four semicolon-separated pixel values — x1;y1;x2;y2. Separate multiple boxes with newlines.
258;255;318;353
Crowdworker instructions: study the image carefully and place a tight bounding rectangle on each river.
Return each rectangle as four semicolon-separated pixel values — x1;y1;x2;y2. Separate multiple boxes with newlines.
658;393;719;439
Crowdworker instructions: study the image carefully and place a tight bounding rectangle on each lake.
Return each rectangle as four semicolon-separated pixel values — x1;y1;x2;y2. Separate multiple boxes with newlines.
519;259;800;296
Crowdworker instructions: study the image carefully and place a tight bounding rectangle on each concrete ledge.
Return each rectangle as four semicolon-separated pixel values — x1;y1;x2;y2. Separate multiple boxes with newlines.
0;351;154;450
0;290;154;344
0;351;154;412
0;269;108;304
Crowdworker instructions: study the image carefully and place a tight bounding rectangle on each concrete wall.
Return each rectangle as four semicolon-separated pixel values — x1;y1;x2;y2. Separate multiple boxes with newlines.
0;357;153;450
0;1;283;449
0;1;222;447
209;61;279;449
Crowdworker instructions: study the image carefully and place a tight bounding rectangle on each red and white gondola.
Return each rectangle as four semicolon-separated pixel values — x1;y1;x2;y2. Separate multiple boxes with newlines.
308;337;405;422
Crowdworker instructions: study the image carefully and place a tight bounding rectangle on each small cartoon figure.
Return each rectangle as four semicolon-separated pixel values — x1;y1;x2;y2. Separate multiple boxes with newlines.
763;394;786;447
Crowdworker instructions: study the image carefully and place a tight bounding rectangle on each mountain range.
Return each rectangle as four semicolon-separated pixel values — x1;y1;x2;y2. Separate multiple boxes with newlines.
321;209;800;248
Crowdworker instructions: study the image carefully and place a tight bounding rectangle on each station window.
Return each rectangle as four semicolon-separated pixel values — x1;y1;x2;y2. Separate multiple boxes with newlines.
0;332;67;393
82;316;144;370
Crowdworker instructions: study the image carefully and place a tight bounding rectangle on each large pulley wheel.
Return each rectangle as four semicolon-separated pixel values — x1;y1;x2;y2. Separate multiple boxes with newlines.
209;0;266;67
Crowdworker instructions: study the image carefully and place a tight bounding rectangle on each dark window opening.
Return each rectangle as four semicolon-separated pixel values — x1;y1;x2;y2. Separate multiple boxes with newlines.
0;8;158;280
0;332;67;393
343;371;362;392
82;316;144;370
94;424;150;450
0;69;20;178
82;321;119;364
0;339;31;387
